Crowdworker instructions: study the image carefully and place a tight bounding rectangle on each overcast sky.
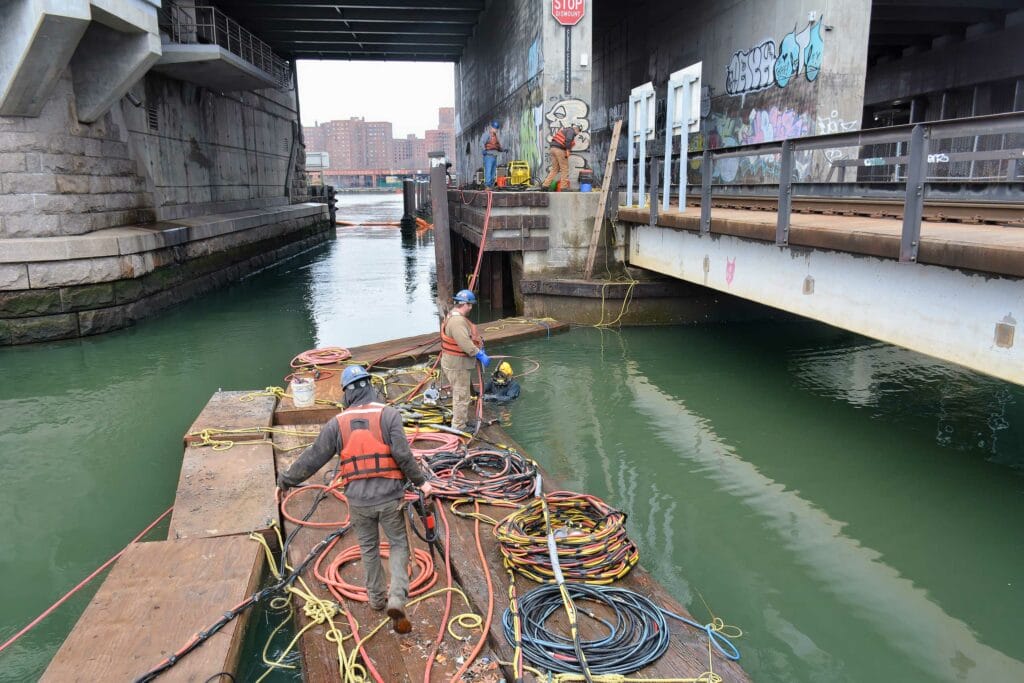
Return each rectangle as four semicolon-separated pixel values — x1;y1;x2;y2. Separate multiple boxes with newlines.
296;61;455;137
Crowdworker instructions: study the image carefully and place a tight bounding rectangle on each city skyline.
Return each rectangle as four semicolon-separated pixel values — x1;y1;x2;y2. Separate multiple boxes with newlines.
304;107;455;175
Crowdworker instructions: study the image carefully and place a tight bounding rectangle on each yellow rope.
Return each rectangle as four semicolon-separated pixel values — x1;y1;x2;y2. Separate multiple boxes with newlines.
483;316;558;333
592;277;638;328
185;426;320;451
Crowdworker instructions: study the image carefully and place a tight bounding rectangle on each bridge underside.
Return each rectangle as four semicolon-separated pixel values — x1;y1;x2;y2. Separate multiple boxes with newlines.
623;217;1021;386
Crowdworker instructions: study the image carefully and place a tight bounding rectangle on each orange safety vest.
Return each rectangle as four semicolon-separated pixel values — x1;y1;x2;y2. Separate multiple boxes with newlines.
484;130;501;151
551;127;574;150
336;403;403;484
440;313;482;357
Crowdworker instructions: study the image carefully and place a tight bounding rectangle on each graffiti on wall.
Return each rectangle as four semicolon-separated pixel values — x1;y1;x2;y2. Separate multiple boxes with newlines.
726;40;777;96
815;110;857;135
518;106;544;176
725;17;825;95
544;98;591;178
706;106;813;182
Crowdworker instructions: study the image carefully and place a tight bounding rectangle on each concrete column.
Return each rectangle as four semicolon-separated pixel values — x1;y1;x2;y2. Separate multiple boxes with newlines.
0;0;91;117
454;0;593;186
540;4;593;185
69;0;161;123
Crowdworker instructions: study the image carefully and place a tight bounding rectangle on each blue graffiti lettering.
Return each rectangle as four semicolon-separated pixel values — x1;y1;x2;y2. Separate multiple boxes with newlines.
805;22;823;82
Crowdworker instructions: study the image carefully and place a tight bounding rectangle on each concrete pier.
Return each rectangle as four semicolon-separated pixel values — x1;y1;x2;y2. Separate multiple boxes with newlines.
0;1;331;344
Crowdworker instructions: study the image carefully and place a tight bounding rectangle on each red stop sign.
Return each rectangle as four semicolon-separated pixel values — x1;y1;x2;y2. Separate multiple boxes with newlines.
551;0;585;26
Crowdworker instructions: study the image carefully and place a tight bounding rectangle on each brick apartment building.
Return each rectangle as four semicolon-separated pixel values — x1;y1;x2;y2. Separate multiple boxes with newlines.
304;107;455;173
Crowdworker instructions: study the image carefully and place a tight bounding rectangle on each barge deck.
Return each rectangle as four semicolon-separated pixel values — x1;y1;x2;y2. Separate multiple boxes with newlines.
42;318;749;682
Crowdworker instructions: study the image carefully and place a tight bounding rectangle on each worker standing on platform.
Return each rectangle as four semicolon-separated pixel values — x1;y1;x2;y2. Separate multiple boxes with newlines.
541;123;581;191
440;289;489;431
480;120;503;187
277;365;434;634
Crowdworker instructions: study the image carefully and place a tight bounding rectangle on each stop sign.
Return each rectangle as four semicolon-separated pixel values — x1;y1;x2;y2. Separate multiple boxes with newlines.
551;0;585;26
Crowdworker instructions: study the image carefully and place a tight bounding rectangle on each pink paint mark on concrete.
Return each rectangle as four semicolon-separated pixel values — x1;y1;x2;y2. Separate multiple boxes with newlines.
725;257;736;285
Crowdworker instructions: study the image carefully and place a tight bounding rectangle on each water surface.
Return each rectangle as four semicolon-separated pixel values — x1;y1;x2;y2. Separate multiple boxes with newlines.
1;193;1022;682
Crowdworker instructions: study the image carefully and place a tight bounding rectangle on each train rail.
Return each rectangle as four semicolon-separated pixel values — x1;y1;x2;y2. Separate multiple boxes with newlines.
679;195;1024;225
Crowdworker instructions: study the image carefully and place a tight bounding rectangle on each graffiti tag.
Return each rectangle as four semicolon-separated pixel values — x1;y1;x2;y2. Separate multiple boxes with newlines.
726;40;777;96
816;110;858;135
725;16;825;95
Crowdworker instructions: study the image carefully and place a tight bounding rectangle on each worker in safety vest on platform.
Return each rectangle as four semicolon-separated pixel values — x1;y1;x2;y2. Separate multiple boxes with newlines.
440;289;490;431
480;120;504;187
277;365;434;634
541;123;582;191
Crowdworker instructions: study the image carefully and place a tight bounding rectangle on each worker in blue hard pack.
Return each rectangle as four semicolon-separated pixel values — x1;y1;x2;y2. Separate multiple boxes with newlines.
480;120;504;187
483;361;520;403
440;289;490;431
277;365;434;634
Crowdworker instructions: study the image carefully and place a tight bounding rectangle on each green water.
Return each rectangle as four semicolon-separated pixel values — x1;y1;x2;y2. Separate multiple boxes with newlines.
2;194;1022;682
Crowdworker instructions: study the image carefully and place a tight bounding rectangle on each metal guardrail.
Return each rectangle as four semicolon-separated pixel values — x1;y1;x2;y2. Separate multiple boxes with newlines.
160;2;290;88
626;109;1024;263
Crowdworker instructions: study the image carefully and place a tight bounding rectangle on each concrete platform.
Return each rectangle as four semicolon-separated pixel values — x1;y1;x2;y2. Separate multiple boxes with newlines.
618;205;1024;279
40;535;263;682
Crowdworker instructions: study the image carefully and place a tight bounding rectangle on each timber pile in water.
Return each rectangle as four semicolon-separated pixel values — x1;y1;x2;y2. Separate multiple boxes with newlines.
39;317;749;682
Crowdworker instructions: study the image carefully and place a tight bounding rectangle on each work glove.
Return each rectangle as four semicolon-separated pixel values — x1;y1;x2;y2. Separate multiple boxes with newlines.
475;349;491;368
277;471;300;490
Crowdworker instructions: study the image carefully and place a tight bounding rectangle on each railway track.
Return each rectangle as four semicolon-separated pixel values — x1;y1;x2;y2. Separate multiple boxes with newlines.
680;195;1024;225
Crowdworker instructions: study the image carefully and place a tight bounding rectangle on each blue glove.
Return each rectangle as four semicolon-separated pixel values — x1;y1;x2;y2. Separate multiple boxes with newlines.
475;349;490;368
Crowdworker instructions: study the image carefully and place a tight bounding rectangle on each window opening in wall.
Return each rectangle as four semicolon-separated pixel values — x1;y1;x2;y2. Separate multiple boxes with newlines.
147;102;159;132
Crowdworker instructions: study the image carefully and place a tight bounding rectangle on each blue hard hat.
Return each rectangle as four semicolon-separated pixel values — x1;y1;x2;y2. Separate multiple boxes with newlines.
454;289;477;304
491;120;501;129
341;365;371;390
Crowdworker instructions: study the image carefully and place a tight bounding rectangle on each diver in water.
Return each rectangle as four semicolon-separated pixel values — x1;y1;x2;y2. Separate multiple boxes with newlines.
483;361;520;403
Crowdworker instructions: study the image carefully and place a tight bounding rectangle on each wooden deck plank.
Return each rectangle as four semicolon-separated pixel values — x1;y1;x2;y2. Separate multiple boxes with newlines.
168;442;278;543
275;317;568;425
184;390;276;446
271;427;502;682
41;536;263;683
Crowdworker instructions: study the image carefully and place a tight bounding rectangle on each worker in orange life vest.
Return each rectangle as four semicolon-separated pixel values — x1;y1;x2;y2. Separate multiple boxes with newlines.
440;289;489;431
541;123;582;191
277;365;434;634
480;120;504;187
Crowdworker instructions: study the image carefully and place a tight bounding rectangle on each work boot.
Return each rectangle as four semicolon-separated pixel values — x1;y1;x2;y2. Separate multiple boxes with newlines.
368;597;386;611
387;606;412;634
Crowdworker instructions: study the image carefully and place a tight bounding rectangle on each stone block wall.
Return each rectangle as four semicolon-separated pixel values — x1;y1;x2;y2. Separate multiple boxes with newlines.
0;65;306;240
0;209;331;344
0;74;153;238
129;72;301;208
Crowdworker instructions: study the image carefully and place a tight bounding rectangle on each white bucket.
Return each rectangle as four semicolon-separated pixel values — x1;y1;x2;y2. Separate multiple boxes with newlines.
291;376;315;407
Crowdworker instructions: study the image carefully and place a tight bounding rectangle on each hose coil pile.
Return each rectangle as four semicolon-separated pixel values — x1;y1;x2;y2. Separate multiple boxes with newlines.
425;448;539;502
494;491;639;584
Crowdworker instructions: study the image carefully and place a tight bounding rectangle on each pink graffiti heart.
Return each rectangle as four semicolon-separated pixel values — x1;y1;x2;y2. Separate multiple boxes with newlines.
725;257;736;285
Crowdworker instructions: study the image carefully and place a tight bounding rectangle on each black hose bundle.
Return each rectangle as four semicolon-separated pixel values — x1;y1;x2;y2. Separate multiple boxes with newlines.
501;582;671;675
425;447;539;502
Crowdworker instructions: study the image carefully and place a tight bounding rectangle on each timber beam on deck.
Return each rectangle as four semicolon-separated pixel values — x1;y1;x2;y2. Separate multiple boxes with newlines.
275;316;569;425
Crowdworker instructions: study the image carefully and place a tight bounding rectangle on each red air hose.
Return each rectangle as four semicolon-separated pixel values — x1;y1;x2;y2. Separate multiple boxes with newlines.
0;506;173;656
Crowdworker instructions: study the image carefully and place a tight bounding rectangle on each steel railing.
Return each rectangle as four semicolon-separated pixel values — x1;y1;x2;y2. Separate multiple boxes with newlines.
625;109;1024;263
159;2;291;88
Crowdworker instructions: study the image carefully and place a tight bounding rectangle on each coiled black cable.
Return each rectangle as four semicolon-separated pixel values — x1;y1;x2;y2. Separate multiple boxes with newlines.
425;447;539;501
501;582;671;675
